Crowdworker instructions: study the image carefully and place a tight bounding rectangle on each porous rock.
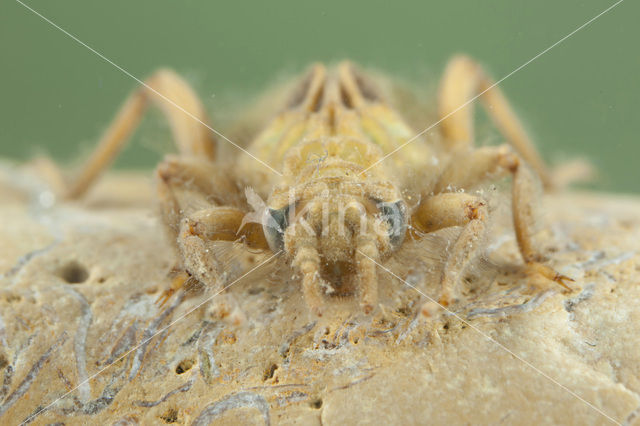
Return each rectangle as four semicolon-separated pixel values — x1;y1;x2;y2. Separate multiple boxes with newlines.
0;171;639;425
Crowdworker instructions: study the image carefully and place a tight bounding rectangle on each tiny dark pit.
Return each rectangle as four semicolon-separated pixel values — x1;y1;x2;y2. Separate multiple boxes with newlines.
263;363;278;381
160;408;178;423
0;354;8;369
59;261;89;284
175;359;195;375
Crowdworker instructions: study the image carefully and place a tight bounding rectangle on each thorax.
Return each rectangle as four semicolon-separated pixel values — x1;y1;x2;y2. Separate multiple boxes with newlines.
236;63;442;200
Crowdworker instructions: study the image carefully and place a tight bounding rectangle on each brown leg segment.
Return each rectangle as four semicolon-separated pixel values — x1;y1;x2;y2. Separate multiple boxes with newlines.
438;55;552;189
176;206;268;292
59;69;216;199
182;206;269;251
411;193;488;305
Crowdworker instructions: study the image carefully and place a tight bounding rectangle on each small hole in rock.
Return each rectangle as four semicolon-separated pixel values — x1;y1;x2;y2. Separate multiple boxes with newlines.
5;293;22;303
311;398;323;409
175;359;195;374
160;408;178;423
396;306;411;316
59;261;89;284
263;363;278;381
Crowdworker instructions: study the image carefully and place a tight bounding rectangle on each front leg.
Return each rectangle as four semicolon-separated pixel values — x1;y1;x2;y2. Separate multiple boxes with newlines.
178;206;269;287
431;146;573;295
156;155;243;240
155;156;269;301
411;192;488;306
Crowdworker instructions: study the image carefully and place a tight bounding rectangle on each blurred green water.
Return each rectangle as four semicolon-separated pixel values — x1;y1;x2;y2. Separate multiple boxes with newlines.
1;0;638;192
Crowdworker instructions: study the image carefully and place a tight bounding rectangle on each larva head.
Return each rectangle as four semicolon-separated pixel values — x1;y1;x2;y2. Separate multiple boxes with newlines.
261;177;407;312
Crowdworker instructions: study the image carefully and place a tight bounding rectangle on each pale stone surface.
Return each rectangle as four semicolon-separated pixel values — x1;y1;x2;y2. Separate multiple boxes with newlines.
0;169;639;425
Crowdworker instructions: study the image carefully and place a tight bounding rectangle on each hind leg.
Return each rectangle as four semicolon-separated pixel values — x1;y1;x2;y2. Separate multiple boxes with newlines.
438;55;552;189
43;69;216;199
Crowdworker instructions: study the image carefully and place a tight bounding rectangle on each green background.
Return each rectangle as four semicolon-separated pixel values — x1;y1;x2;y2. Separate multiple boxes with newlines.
1;0;638;193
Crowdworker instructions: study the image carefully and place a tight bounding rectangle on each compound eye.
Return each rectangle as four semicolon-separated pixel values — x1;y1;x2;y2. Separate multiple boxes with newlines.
377;200;407;247
262;205;290;251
